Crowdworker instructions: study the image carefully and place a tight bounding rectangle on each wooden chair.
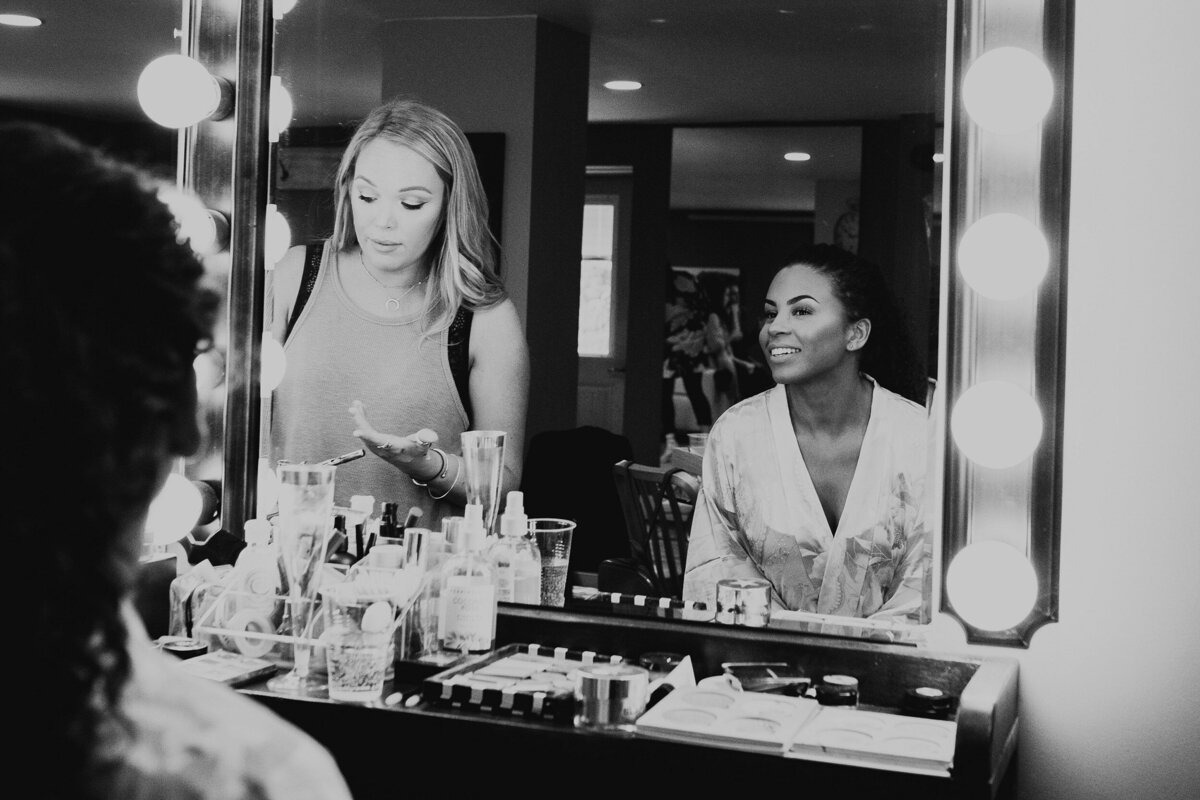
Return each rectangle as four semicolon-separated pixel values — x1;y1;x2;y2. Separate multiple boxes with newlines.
609;459;699;599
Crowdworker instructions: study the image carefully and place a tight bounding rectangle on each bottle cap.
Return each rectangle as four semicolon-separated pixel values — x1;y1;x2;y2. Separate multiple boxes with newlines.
816;674;860;706
463;503;486;551
499;490;528;538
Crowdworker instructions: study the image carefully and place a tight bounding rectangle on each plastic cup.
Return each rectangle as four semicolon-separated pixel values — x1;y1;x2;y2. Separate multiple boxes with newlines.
529;518;576;607
687;432;709;454
322;583;394;703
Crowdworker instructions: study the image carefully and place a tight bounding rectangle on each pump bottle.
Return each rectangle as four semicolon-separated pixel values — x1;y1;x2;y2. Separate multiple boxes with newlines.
487;490;542;605
438;503;497;654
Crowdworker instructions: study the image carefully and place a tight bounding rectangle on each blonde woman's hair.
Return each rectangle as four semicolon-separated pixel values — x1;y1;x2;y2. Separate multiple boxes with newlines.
331;97;506;336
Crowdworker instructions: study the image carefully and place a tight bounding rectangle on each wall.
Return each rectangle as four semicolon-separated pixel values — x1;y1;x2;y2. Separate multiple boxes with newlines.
931;4;1200;798
380;17;590;443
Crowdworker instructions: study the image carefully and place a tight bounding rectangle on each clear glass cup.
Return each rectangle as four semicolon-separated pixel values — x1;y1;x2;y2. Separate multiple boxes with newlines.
687;432;709;454
266;462;336;694
460;430;506;536
321;583;395;703
529;518;576;607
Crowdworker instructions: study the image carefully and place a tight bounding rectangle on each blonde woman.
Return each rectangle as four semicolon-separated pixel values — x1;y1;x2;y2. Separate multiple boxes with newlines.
269;98;530;519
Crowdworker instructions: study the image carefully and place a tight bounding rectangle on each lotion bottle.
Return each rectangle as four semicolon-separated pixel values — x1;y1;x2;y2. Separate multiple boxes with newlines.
438;503;497;654
487;490;542;605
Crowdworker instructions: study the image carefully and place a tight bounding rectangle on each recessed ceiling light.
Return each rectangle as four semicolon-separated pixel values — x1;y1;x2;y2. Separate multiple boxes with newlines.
648;18;667;24
604;80;642;92
784;152;811;162
0;14;42;27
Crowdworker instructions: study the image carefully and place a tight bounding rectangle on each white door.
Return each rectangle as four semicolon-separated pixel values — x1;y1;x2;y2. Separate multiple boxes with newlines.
576;176;632;433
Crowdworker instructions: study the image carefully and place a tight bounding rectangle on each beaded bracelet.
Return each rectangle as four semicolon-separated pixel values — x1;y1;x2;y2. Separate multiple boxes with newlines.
410;447;449;487
428;456;462;500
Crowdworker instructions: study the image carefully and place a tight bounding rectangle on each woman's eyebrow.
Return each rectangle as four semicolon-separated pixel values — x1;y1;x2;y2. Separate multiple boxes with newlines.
786;294;817;304
352;176;432;194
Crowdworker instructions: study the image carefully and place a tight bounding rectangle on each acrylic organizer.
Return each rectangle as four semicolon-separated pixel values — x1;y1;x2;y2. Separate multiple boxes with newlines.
191;589;327;675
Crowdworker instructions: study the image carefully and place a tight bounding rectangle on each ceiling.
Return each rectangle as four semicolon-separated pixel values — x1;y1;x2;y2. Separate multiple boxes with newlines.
1;0;947;210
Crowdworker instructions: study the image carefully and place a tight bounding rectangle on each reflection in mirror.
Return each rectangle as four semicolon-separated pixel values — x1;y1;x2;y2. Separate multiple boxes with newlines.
263;0;947;639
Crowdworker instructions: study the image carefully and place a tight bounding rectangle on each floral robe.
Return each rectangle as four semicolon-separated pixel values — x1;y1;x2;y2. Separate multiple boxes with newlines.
682;379;932;623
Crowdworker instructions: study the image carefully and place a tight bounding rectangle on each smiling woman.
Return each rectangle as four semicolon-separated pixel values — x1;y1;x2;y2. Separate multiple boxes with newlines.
683;244;933;623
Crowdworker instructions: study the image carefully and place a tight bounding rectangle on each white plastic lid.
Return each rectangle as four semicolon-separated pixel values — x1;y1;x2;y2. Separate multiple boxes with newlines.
463;503;486;550
243;518;271;545
500;490;527;538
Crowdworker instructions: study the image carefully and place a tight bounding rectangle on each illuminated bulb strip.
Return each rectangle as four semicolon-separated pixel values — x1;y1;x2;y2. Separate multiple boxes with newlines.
145;472;204;545
963;46;1053;134
138;55;233;129
269;76;293;143
950;381;1043;468
946;541;1037;631
958;212;1049;300
265;204;292;266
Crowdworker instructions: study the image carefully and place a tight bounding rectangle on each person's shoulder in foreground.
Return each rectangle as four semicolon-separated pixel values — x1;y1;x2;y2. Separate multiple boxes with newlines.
107;608;354;800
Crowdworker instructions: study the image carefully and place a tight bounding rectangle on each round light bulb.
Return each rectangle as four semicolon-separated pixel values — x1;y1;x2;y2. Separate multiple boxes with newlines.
158;186;225;256
274;0;297;19
193;350;224;394
265;204;291;266
138;55;223;129
946;540;1038;631
951;381;1043;468
260;334;287;395
958;213;1049;299
145;472;204;546
962;46;1053;134
257;457;280;518
268;76;293;143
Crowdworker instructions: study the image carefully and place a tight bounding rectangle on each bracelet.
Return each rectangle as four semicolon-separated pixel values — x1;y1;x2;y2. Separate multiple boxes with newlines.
410;447;448;487
428;455;461;500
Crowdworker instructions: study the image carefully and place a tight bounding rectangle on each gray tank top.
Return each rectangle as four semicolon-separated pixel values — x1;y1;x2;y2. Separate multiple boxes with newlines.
270;242;469;521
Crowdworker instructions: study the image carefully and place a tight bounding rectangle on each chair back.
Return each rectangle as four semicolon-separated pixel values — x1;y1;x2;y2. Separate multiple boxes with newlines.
611;459;699;599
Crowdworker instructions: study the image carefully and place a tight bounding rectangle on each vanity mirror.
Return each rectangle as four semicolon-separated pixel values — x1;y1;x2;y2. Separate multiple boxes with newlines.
198;0;1070;648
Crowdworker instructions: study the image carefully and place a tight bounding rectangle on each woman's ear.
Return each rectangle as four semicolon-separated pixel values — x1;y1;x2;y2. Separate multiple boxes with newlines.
846;318;872;351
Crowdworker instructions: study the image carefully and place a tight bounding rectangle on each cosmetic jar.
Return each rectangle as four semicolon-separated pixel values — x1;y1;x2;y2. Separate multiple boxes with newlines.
816;674;860;706
714;578;771;627
574;664;651;732
158;636;208;660
902;686;956;719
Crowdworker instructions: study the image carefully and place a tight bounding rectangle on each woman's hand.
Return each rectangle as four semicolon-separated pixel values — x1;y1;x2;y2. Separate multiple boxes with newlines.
348;399;443;481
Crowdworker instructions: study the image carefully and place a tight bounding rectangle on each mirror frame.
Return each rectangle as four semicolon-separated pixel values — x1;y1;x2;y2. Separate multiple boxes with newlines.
192;0;1073;648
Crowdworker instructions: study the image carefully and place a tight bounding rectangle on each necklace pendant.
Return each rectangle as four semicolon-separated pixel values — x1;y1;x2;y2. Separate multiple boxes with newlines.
385;297;401;312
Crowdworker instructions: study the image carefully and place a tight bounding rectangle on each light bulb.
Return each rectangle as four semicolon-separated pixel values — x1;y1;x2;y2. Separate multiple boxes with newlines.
946;541;1037;631
784;152;811;162
950;381;1043;468
193;350;224;394
962;46;1053;134
603;80;642;91
958;213;1049;299
260;333;287;395
158;186;228;256
145;472;203;546
269;76;293;143
265;204;291;266
257;457;280;518
274;0;297;19
138;55;227;129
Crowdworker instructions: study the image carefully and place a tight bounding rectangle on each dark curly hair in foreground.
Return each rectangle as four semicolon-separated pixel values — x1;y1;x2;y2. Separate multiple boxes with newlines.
1;123;217;799
778;244;927;406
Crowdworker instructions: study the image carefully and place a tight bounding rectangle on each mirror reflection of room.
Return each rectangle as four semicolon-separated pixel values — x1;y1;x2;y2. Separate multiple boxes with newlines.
266;0;945;625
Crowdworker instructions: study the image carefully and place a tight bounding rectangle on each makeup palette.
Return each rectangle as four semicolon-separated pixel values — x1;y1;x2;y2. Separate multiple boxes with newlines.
634;679;821;754
787;707;957;775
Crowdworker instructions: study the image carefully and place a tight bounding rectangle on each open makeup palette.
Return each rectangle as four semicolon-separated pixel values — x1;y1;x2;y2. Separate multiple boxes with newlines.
635;678;957;776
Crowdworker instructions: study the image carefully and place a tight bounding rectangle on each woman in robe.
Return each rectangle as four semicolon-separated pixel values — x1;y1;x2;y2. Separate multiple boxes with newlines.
682;245;932;623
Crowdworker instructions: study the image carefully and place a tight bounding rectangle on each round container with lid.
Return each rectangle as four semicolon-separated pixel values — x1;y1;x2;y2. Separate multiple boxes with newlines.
573;663;651;732
816;673;860;706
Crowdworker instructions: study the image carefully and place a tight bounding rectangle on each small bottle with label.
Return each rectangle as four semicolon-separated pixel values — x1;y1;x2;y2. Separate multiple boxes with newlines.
487;490;542;605
438;504;497;654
